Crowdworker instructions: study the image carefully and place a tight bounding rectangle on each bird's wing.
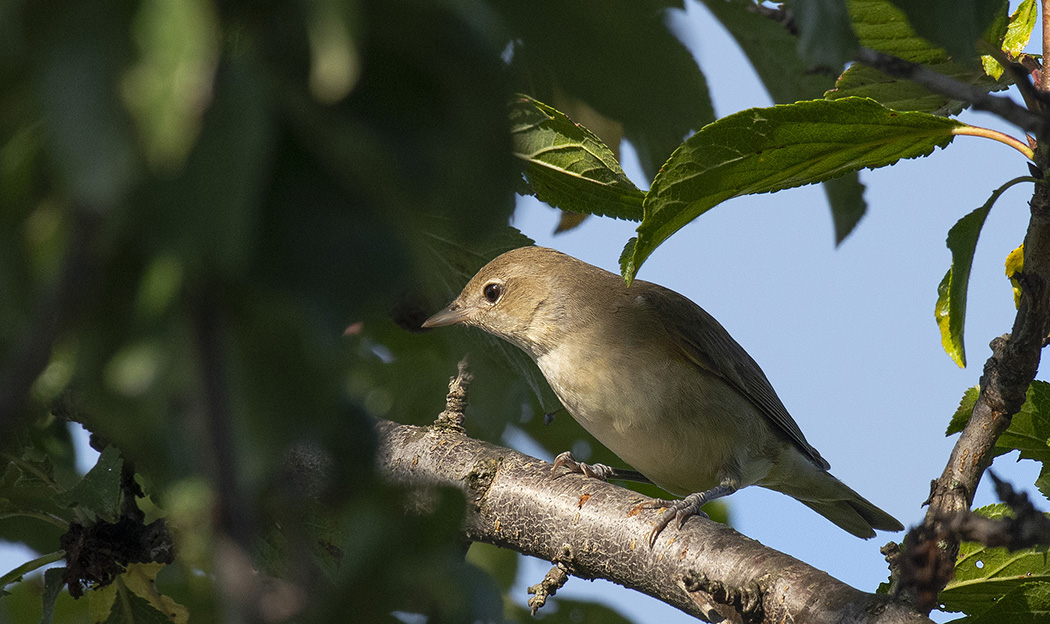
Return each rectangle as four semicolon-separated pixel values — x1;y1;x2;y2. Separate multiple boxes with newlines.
644;283;830;470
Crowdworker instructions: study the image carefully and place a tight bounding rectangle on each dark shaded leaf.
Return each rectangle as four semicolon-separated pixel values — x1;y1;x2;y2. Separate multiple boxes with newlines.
39;567;66;624
784;0;858;68
53;446;122;523
823;173;867;244
500;0;714;179
828;0;1006;116
885;0;1008;61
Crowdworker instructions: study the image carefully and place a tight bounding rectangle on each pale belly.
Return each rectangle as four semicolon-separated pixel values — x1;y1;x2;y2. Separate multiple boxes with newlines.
536;348;777;495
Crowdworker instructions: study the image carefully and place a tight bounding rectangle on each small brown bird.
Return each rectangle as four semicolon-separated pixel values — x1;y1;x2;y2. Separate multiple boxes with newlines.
423;246;902;544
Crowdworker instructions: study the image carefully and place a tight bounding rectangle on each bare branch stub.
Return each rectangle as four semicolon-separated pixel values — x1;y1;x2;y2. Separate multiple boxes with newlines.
435;357;472;432
527;563;569;615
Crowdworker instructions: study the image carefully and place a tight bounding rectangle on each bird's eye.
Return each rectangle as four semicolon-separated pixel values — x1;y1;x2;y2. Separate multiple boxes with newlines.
483;282;503;303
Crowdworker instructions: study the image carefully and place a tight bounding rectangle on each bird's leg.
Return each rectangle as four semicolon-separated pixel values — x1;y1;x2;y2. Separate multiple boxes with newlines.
632;483;736;548
551;451;652;484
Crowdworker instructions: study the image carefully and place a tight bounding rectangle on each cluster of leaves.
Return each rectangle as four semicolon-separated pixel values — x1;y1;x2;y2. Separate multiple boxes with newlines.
513;0;1038;290
939;383;1050;622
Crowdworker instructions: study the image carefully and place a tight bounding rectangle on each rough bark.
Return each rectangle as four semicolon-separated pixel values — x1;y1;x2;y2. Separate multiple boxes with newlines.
375;419;931;624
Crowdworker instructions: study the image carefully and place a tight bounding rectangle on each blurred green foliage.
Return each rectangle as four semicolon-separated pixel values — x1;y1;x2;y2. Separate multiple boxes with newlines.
0;0;718;621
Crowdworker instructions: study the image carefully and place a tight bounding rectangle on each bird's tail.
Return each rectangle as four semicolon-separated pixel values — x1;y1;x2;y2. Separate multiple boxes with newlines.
763;451;904;538
796;492;903;539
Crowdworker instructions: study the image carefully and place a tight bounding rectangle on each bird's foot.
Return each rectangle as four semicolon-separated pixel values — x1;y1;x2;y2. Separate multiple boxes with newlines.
551;451;617;480
631;492;712;548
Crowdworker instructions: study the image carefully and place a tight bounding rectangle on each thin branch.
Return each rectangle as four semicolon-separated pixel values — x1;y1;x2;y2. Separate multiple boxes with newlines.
0;208;99;449
854;47;1046;135
1043;0;1050;92
947;472;1050;549
977;40;1044;114
375;419;933;624
912;92;1050;610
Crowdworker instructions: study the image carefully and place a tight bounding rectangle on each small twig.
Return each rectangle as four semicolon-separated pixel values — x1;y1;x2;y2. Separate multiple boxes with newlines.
978;40;1045;113
195;297;250;544
435;357;472;432
947;472;1050;550
1042;0;1050;92
855;47;1047;135
527;563;569;615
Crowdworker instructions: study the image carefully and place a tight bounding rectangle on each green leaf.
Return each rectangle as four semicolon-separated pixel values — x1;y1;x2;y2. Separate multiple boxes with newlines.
32;0;140;208
122;0;220;171
510;95;644;221
1002;0;1037;57
827;0;1004;115
823;173;867;244
1035;465;1050;502
947;386;980;436
948;382;1050;464
937;204;993;368
39;567;66;624
624;97;961;281
153;56;273;279
701;0;868;243
53;446;123;522
12;453;57;489
102;581;172;624
997;381;1050;464
941;504;1050;617
784;0;858;68
961;582;1050;624
501;0;714;179
884;0;1007;61
983;0;1038;80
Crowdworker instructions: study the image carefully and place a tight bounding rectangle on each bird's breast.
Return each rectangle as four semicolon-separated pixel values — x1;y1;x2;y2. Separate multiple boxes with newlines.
535;340;778;494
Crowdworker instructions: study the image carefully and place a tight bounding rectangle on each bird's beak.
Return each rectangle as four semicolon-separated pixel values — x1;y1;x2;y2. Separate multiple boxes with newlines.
422;302;470;328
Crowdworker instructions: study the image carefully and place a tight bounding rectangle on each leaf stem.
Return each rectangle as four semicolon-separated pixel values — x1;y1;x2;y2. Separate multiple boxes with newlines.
0;550;65;588
951;125;1036;160
0;511;69;529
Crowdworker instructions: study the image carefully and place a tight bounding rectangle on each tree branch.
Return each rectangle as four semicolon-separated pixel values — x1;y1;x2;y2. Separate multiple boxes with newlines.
913;84;1050;610
374;419;932;624
0;207;100;449
854;48;1046;136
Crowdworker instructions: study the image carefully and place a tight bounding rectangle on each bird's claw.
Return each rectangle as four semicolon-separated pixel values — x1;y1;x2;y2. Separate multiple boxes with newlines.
631;492;710;548
551;451;615;480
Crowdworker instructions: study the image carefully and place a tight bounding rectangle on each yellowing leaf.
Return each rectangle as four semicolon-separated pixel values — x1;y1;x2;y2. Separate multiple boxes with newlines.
1006;244;1024;308
123;563;188;624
